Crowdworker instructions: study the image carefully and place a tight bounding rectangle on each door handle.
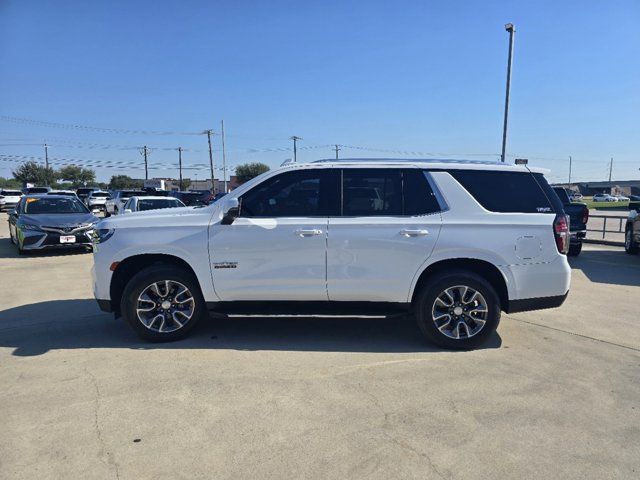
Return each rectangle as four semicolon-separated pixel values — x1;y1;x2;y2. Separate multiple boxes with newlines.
400;229;429;237
295;228;323;237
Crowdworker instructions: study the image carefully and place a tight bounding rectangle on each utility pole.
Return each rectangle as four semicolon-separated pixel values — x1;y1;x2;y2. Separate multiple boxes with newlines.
500;23;516;163
608;157;613;183
568;156;572;185
206;130;216;194
290;136;302;162
334;144;340;160
44;143;49;186
178;147;183;191
221;120;228;193
142;145;149;180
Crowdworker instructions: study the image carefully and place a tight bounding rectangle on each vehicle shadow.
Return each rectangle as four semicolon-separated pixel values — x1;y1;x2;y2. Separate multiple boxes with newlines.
0;237;91;259
0;299;502;356
568;248;640;287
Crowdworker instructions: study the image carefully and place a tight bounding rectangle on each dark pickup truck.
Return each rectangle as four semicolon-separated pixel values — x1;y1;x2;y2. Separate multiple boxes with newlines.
553;187;589;256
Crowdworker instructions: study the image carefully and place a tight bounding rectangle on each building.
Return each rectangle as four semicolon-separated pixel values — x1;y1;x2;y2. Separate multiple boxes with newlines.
142;176;239;193
552;180;640;196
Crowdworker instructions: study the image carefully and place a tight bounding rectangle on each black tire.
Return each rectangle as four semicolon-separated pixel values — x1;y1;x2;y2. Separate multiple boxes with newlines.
414;270;501;350
625;227;639;255
567;242;582;256
120;265;206;341
104;210;111;218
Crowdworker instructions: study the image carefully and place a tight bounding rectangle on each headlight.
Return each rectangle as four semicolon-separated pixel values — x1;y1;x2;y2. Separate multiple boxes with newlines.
92;228;115;244
21;223;42;231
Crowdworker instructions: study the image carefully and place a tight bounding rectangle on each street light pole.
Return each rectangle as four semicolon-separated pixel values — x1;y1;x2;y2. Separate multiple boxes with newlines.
500;23;516;163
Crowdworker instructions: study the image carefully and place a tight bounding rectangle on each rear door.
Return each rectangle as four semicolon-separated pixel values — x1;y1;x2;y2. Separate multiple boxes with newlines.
327;168;443;302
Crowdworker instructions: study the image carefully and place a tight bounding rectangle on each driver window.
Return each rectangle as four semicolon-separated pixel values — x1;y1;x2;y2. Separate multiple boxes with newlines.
239;170;336;217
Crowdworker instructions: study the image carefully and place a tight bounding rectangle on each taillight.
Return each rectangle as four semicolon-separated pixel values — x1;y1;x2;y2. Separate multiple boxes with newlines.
582;207;589;224
553;214;570;254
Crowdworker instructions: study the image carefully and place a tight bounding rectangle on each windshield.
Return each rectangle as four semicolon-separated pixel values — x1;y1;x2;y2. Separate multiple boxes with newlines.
24;197;89;214
137;199;185;211
92;192;110;198
25;187;49;194
1;191;22;196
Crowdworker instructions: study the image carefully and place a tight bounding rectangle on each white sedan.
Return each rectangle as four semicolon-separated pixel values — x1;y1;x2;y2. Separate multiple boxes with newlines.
122;196;185;213
593;194;618;202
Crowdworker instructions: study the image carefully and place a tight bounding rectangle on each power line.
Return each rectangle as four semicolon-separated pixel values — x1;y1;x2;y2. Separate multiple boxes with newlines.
0;115;203;136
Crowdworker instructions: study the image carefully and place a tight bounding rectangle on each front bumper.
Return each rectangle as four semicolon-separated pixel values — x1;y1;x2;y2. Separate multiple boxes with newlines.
0;202;18;211
20;229;94;250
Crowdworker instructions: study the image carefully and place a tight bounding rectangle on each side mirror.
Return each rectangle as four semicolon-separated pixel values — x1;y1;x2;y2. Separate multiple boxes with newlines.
221;197;239;225
9;209;18;217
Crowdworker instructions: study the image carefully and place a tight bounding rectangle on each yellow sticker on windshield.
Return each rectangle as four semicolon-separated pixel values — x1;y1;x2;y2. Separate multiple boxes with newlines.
26;198;39;203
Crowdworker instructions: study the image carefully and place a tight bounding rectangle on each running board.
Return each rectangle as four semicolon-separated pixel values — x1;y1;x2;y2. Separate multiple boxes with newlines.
206;301;411;318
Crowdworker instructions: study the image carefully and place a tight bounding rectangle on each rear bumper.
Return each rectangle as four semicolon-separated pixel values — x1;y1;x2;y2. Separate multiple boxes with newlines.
505;291;569;313
570;230;586;243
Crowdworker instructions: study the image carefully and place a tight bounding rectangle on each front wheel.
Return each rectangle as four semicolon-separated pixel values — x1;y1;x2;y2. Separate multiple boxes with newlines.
625;228;639;254
120;265;207;341
414;270;501;349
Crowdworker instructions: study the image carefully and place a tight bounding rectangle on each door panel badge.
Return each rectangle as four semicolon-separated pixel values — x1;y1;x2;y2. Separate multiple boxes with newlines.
213;261;238;269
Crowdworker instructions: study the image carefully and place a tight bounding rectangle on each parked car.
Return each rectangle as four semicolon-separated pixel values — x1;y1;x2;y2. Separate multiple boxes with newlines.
624;201;640;254
172;190;215;207
592;193;617;202
22;186;51;195
122;196;185;213
614;195;630;202
48;190;78;197
628;195;640;202
0;190;23;212
570;192;583;201
86;191;111;212
76;187;100;204
552;187;589;256
92;159;571;349
7;195;99;254
104;190;149;216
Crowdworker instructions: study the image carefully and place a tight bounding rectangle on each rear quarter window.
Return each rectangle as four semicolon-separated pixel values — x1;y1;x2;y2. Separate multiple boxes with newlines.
448;170;560;214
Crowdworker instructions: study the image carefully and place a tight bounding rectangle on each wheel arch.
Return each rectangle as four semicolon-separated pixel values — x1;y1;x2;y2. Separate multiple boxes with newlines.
410;258;509;312
110;254;199;315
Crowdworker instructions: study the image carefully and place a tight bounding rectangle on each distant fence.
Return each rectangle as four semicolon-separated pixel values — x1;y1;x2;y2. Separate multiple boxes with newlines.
585;214;627;246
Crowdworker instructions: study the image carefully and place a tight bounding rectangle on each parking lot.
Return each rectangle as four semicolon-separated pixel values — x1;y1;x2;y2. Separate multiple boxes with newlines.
0;212;638;480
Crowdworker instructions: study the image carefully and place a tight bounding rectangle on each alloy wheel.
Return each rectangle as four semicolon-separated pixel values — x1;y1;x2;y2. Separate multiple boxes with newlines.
431;285;489;339
136;280;195;333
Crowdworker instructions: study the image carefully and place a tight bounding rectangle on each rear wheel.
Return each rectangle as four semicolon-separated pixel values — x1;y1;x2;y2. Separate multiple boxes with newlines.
567;242;582;256
625;227;638;254
120;265;206;341
414;270;501;349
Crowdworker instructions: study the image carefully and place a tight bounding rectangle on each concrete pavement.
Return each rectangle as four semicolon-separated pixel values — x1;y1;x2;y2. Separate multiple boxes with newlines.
0;213;638;479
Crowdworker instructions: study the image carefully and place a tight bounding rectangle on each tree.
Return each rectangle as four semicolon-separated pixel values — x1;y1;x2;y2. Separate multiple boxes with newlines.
235;162;270;184
58;165;96;187
109;175;143;190
0;177;22;189
12;161;58;186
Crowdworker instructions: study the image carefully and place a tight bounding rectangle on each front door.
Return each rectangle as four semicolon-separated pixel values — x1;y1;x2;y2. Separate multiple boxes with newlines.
209;168;339;301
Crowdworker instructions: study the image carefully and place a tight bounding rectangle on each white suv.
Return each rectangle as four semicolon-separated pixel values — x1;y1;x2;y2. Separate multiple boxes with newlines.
92;159;571;349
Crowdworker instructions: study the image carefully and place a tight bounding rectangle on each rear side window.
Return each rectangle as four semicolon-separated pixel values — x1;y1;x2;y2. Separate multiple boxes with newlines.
342;169;441;216
448;170;559;213
343;170;402;216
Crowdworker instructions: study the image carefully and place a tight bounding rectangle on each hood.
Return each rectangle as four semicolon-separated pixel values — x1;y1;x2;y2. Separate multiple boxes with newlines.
20;212;99;227
99;205;217;229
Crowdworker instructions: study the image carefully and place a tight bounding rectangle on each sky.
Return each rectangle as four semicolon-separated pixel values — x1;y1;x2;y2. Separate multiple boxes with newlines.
0;0;638;184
